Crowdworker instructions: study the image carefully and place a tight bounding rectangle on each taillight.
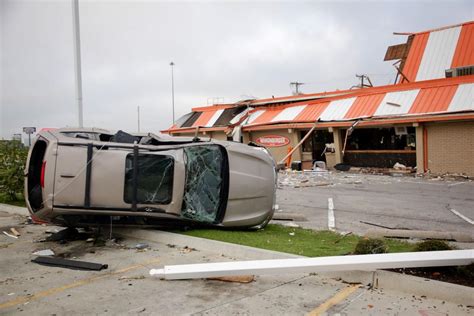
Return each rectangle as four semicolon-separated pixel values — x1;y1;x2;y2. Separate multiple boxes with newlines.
40;161;46;188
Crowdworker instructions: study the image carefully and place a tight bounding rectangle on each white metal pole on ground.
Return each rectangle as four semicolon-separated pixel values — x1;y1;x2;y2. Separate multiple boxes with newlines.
150;249;473;280
72;0;84;127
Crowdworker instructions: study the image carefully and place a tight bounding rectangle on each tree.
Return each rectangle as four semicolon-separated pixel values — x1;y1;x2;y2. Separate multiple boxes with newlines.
0;140;28;200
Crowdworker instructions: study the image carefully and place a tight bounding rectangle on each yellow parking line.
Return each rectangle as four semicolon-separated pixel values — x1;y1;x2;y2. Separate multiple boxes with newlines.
0;257;160;310
307;284;361;316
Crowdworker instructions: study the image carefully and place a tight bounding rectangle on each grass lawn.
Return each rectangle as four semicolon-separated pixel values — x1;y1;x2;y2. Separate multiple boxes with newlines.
182;224;415;257
0;192;26;207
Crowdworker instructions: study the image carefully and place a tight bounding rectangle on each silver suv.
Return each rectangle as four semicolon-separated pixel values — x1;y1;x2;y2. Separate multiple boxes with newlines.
25;128;276;228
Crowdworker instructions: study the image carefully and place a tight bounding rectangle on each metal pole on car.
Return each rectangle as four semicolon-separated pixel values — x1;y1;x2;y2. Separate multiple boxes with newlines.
72;0;84;127
170;62;175;124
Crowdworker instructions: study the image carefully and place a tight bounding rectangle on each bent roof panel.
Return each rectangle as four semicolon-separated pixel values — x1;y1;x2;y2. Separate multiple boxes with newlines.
403;33;429;82
415;26;461;81
192;110;218;127
247;110;266;124
448;83;474;112
205;109;225;127
319;97;357;121
271;105;306;122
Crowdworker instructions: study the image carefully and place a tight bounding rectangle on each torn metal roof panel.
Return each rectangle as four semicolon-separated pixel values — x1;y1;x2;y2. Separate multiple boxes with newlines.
246;109;266;124
448;83;474;112
374;89;420;116
205;109;225;127
319;97;356;121
400;21;473;82
271;105;306;122
402;33;429;82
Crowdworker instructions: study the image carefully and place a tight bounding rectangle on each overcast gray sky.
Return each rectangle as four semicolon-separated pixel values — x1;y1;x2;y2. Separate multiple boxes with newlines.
1;0;473;139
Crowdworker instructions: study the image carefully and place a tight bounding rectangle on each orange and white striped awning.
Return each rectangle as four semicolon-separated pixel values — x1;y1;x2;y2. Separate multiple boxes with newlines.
243;76;474;127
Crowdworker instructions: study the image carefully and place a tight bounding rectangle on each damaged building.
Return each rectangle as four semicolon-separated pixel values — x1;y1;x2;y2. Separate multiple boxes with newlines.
165;21;474;176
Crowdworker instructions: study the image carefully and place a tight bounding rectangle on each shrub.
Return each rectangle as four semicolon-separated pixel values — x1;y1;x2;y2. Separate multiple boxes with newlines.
414;240;455;252
354;238;388;254
0;140;28;201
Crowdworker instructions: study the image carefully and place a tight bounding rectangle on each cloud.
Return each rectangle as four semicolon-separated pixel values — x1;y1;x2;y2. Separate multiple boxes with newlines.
1;0;473;138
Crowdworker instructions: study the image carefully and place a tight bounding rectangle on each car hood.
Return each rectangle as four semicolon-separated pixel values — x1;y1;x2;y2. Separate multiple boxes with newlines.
221;143;276;226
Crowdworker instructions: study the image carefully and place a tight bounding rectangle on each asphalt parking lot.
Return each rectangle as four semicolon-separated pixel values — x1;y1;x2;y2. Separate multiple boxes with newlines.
276;171;474;239
1;208;473;315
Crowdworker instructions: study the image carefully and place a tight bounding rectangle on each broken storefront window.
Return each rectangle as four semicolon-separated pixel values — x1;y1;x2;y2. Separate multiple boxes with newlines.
181;145;224;223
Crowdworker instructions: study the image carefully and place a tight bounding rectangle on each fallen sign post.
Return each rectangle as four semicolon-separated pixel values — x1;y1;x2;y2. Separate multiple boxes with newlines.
150;249;473;280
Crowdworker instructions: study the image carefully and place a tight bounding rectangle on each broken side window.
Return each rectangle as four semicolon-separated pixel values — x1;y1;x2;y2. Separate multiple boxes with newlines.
181;145;224;223
124;154;174;204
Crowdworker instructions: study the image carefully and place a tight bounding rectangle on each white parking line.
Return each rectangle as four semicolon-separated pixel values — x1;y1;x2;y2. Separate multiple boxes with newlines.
449;208;474;225
328;198;335;231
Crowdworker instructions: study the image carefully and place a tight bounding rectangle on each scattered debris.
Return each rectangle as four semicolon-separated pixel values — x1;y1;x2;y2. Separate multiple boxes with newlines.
360;221;399;230
3;231;18;239
180;246;196;254
208;275;255;283
33;249;55;256
10;227;20;237
289;232;295;236
272;212;307;221
86;238;95;243
335;232;353;244
43;227;79;242
281;222;300;228
31;256;108;271
134;243;149;250
393;162;407;170
119;275;146;281
366;229;473;242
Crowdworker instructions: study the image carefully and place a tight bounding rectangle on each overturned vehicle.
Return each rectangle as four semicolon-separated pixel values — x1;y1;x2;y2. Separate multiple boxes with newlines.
25;128;277;229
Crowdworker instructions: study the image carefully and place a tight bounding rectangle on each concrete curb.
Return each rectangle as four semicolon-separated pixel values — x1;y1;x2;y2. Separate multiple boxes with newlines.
0;203;29;216
115;228;474;306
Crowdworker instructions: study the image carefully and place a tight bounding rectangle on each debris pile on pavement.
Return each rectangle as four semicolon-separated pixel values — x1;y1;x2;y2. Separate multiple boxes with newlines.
278;170;365;188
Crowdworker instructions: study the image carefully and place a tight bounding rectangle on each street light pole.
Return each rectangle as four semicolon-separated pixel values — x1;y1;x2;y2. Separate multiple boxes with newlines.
137;106;140;133
72;0;84;127
170;62;175;124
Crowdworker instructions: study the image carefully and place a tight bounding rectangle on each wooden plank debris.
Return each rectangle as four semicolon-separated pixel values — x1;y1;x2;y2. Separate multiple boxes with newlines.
32;256;108;271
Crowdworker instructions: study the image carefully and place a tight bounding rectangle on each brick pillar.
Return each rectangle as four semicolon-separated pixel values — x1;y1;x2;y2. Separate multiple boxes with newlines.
415;124;425;173
333;128;343;164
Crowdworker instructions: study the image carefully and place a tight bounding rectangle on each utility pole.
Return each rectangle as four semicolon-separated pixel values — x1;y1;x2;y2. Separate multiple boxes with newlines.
355;74;373;88
137;106;141;133
290;82;305;95
170;62;175;124
72;0;84;127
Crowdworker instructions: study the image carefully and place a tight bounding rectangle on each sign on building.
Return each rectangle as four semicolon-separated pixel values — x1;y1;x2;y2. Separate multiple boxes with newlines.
255;135;290;147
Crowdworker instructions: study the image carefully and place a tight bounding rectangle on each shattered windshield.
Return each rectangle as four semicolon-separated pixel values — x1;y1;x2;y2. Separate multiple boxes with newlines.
124;154;174;204
181;145;225;223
